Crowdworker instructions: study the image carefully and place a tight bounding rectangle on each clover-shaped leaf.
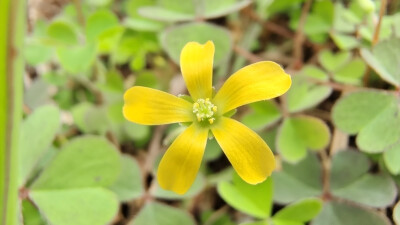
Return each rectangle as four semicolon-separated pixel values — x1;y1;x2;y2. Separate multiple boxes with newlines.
46;21;78;46
138;0;251;22
218;172;273;218
160;22;232;67
30;188;119;225
86;10;119;42
28;136;121;225
151;174;206;200
241;101;281;131
31;136;120;189
129;202;196;225
330;151;397;208
108;154;144;202
287;76;332;113
318;50;351;72
361;38;400;87
333;91;400;153
383;142;400;175
333;58;366;85
331;33;359;50
312;201;391;225
272;198;322;225
18;105;60;186
273;153;323;203
277;116;330;163
56;43;97;74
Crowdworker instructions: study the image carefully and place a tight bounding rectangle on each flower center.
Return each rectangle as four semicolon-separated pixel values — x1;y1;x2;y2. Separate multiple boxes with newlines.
192;98;217;124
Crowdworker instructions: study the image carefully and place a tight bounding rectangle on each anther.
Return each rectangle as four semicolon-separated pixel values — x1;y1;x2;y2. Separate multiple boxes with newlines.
192;98;217;124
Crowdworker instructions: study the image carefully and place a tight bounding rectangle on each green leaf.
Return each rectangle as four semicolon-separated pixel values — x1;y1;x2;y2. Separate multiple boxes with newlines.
330;151;397;208
332;174;397;208
204;0;252;19
151;174;205;200
21;200;47;225
85;0;112;7
129;202;196;225
277;116;330;163
125;0;156;18
287;76;332;113
273;198;322;223
218;173;273;219
273;153;322;203
31;136;120;189
160;22;232;67
84;106;110;134
108;154;143;201
97;26;125;53
360;38;400;87
394;201;400;225
124;0;164;31
123;18;164;32
100;70;124;93
138;7;194;22
71;102;93;133
332;91;400;153
241;101;281;131
135;71;159;89
124;122;151;146
318;50;351;72
155;0;195;14
264;0;305;17
383;142;400;175
56;43;97;74
24;42;53;66
204;138;223;161
30;188;119;225
86;10;119;42
136;0;249;22
302;0;334;42
329;151;370;190
299;65;328;81
19;105;60;186
332;3;357;33
331;33;359;50
312;201;391;225
23;78;51;110
46;21;78;46
333;58;366;85
240;222;269;225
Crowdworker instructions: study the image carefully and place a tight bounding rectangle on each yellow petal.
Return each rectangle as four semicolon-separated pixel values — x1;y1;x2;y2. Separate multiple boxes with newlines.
213;61;291;114
123;86;193;125
157;124;208;194
211;117;275;184
180;41;214;100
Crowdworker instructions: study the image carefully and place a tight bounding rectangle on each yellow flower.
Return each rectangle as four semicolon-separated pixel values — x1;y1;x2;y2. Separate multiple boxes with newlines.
123;41;291;194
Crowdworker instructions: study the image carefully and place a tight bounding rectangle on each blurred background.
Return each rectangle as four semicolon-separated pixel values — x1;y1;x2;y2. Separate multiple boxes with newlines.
6;0;400;224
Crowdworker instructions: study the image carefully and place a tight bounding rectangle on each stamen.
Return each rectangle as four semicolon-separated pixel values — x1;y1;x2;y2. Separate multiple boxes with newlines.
192;98;217;124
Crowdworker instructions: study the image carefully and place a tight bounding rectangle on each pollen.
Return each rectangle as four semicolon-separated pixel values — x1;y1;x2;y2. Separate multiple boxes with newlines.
193;98;217;124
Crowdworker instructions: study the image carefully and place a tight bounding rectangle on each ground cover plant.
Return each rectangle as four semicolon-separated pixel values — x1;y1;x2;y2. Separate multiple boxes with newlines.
1;0;400;225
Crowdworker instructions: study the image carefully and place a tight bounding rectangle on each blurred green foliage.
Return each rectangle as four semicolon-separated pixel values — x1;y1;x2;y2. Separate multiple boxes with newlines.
16;0;400;224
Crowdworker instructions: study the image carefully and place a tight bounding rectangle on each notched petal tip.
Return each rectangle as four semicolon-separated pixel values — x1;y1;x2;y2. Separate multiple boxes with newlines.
180;40;215;100
156;124;209;194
